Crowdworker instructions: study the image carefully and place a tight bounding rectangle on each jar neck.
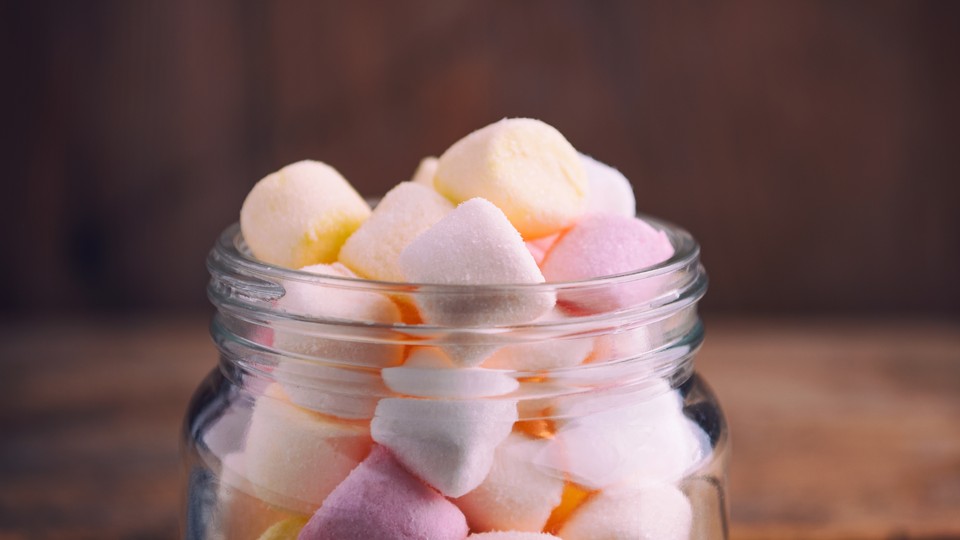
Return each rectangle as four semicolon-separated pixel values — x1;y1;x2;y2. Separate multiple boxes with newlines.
207;221;707;408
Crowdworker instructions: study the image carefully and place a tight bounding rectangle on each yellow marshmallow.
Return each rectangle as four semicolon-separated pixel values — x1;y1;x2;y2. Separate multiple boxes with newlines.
240;160;371;268
411;156;439;186
339;182;454;282
435;118;588;239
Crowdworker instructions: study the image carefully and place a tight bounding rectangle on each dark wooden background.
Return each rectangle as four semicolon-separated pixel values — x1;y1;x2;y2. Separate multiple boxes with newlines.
2;1;959;318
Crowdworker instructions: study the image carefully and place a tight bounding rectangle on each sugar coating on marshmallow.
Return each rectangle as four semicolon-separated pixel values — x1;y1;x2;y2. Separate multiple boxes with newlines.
535;381;710;489
240;160;371;268
435;118;588;239
542;214;673;282
411;156;439;186
298;445;469;540
371;397;518;497
399;197;555;327
383;348;519;399
580;153;636;218
542;214;674;314
525;234;559;266
558;483;693;540
454;433;564;533
242;384;372;513
468;533;561;539
339;182;454;282
482;309;595;371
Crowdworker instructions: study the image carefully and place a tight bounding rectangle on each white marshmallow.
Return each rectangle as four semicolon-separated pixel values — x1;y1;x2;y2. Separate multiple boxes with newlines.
468;533;561;540
243;384;372;513
454;433;564;533
482;309;595;371
371;397;518;497
272;263;403;418
580;153;636;218
339;182;454;282
400;198;555;318
239;160;371;268
383;348;519;399
558;483;693;540
411;156;439;186
435;118;588;239
534;381;710;489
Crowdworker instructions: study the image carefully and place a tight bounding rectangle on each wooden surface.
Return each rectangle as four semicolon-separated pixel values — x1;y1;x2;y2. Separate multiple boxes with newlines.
0;317;958;539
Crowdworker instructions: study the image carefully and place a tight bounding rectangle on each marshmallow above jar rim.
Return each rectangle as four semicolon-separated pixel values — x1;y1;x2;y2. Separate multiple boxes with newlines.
434;118;589;239
411;156;439;186
580;153;637;218
239;160;370;268
339;182;454;282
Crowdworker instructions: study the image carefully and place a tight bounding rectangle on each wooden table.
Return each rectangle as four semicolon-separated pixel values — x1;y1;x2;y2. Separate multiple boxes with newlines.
1;317;958;539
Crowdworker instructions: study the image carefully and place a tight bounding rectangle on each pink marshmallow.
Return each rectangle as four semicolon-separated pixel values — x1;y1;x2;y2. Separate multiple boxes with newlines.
299;446;469;540
541;214;674;314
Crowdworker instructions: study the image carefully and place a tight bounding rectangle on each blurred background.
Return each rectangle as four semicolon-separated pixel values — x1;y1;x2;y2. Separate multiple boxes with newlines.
2;0;957;319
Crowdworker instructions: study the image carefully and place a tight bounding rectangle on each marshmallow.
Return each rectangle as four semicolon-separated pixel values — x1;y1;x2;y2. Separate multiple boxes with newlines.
482;309;595;371
525;234;559;266
541;214;674;313
534;382;710;489
218;452;306;540
383;348;519;399
411;156;439;186
339;182;454;282
468;533;561;540
272;263;402;418
580;153;636;217
242;384;372;513
434;118;588;239
542;482;593;534
558;483;693;540
256;516;308;540
371;397;518;497
240;160;371;268
454;433;564;532
399;197;555;331
298;446;469;540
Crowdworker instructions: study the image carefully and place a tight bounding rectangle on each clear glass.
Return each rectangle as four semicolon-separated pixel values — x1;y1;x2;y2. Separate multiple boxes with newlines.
182;220;728;540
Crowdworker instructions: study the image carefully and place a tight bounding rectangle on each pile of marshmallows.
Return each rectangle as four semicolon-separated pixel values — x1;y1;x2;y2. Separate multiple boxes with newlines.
224;119;709;540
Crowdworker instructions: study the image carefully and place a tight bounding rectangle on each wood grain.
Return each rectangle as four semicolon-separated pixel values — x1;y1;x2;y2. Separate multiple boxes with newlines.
0;317;958;539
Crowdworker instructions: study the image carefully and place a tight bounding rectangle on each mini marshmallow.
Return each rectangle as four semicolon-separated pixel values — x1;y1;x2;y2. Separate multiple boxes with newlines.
434;118;588;239
371;397;518;497
454;433;564;533
256;516;308;540
411;156;439;186
240;160;371;268
218;452;306;540
482;309;595;371
558;483;693;540
298;446;469;540
339;182;454;282
534;381;710;489
541;214;674;314
243;384;372;513
580;153;636;217
383;348;519;399
400;198;555;366
273;263;402;418
468;533;561;540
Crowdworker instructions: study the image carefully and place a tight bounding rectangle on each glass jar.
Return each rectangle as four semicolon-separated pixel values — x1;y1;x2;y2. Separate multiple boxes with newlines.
183;219;728;540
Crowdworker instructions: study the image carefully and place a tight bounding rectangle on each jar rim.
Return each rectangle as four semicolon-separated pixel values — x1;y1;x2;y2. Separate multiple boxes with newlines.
210;214;700;294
